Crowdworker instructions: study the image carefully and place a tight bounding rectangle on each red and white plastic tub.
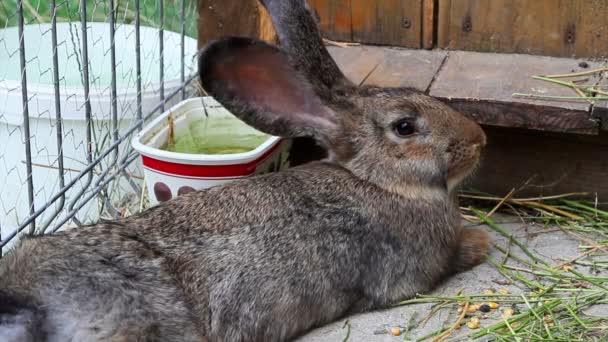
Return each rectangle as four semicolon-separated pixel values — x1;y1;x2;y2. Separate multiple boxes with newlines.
132;97;291;205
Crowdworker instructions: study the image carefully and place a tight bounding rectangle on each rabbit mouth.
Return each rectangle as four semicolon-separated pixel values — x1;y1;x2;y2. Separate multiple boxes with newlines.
447;146;482;190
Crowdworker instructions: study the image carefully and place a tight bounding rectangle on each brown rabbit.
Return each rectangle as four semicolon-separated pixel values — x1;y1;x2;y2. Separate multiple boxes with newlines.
0;0;489;341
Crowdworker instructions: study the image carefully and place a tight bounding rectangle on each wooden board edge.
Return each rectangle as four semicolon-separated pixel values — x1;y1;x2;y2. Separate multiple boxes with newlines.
591;106;608;131
438;98;599;135
591;72;608;131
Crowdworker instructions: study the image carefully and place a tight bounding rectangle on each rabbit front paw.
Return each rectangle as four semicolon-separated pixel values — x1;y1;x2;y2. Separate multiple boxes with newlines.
451;228;490;272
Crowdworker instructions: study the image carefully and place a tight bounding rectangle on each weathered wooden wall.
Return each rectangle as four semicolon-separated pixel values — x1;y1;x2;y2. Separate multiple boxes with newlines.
198;0;427;49
198;0;608;58
197;0;277;48
309;0;424;48
437;0;608;58
198;1;608;58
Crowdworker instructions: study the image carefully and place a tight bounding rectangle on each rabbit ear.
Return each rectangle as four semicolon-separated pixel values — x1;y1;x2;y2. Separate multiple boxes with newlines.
260;0;351;90
199;37;338;144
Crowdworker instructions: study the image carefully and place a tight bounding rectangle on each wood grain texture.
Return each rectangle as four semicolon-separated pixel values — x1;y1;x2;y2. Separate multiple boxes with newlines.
310;0;423;47
430;51;602;134
258;3;279;44
327;46;387;85
198;1;425;48
309;0;353;42
422;0;435;49
363;48;447;90
328;46;446;89
437;0;608;58
430;51;603;111
350;0;422;47
197;0;259;48
197;0;277;48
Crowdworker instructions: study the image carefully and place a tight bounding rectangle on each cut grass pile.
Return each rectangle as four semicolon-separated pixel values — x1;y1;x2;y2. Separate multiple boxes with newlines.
513;67;608;102
397;192;607;341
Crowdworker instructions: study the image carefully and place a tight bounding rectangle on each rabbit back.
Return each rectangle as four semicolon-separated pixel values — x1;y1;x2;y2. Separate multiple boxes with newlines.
0;224;202;342
0;162;457;342
145;162;457;341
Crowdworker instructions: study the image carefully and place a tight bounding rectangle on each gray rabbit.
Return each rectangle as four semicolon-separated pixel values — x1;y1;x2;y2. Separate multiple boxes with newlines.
0;0;489;341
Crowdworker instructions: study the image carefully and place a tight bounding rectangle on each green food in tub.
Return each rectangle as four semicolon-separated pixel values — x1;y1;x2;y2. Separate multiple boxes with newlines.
161;116;270;155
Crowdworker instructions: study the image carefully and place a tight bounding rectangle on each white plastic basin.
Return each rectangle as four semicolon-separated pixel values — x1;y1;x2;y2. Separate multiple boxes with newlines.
0;22;197;240
132;97;292;205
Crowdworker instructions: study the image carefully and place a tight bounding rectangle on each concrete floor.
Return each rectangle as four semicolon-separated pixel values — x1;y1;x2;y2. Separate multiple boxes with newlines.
297;216;607;342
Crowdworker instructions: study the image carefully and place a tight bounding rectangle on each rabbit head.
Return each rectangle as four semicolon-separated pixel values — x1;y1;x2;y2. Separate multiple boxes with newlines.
199;0;486;197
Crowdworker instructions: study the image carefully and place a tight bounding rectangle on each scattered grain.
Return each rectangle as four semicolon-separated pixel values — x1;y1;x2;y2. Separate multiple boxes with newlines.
467;317;480;329
502;308;515;318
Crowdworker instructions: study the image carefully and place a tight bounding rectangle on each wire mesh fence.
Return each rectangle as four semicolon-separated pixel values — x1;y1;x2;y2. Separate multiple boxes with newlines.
0;0;200;254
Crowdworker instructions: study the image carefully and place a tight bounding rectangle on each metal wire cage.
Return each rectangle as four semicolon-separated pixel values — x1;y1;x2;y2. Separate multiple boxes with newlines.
0;0;199;254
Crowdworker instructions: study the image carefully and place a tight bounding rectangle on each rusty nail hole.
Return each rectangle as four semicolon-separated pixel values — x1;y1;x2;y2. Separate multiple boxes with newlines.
402;18;411;29
565;24;576;44
566;32;575;44
462;16;472;33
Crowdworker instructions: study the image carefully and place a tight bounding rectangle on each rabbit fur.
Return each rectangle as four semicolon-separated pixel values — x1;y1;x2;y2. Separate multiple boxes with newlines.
0;0;489;341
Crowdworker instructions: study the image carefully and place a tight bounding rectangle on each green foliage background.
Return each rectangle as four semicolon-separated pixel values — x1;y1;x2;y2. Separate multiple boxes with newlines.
0;0;197;37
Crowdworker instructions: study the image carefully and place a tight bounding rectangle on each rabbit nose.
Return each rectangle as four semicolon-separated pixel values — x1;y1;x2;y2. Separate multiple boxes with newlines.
460;116;486;148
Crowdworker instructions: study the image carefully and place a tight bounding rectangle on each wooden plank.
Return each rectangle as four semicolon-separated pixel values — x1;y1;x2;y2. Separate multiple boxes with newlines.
363;48;447;90
431;51;603;111
257;3;279;44
430;51;601;134
310;0;423;48
436;0;450;49
197;0;278;47
437;0;608;58
422;0;435;49
198;0;426;48
309;0;353;42
197;0;260;48
350;0;422;47
328;46;446;89
327;46;387;85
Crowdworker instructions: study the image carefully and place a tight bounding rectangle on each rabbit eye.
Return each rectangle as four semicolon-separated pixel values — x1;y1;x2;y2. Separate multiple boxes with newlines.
393;119;416;137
